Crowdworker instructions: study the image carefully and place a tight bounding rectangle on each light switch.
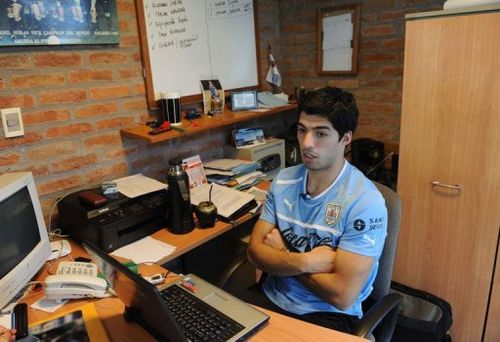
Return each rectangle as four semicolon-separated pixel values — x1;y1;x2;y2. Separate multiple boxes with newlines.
1;107;24;138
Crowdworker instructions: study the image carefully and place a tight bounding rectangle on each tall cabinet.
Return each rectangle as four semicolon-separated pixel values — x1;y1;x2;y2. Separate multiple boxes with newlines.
394;7;500;342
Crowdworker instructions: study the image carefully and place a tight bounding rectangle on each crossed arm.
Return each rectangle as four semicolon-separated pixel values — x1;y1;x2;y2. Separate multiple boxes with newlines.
247;219;374;310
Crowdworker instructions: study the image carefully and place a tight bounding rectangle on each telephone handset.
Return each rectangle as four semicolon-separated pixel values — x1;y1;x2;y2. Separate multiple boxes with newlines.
44;262;109;302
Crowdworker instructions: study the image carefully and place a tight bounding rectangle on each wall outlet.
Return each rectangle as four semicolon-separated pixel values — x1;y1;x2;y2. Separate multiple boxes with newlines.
1;107;24;138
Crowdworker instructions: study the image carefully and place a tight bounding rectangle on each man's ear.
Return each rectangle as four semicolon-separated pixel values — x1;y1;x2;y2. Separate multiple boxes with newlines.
341;132;353;145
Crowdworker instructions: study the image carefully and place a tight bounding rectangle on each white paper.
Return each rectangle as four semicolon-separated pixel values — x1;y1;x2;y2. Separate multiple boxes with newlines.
0;313;11;329
113;174;167;198
323;48;353;71
191;183;255;219
31;297;68;313
322;13;353;50
111;236;176;264
204;159;251;171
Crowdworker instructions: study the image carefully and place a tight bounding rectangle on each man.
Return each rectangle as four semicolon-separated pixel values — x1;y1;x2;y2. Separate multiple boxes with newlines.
241;86;388;333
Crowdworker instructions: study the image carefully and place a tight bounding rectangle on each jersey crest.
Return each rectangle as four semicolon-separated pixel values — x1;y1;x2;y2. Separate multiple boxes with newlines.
325;203;341;225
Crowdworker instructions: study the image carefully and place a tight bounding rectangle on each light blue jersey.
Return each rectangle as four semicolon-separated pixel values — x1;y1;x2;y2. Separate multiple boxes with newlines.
260;161;387;317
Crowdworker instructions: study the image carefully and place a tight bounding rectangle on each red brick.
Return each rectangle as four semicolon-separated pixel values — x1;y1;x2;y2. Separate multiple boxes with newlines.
132;52;142;62
379;10;405;22
124;99;147;110
11;73;65;89
0;153;21;167
382;38;405;50
105;146;140;159
27;141;78;160
97;117;136;130
69;69;114;83
90;85;132;100
363;25;397;37
0;78;4;90
88;52;128;64
362;53;398;63
40;90;87;105
358;102;398;115
381;66;403;76
86;162;128;184
120;35;140;47
0;55;31;69
0;132;42;148
26;165;50;176
328;79;360;89
75;103;118;118
45;123;93;138
23;110;71;125
0;95;35;108
52;154;98;173
37;175;84;196
119;68;142;79
83;134;122;147
132;83;145;95
33;53;82;67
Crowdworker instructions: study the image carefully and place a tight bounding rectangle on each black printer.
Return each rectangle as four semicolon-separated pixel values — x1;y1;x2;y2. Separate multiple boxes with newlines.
57;188;168;252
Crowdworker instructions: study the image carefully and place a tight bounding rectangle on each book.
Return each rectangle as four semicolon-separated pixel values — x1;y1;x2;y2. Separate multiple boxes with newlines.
28;303;109;341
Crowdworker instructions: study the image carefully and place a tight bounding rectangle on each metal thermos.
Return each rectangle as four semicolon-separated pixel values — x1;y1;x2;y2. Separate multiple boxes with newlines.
166;164;194;234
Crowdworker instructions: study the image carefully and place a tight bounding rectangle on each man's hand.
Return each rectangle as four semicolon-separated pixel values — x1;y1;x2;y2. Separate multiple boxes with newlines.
263;228;286;250
303;245;336;273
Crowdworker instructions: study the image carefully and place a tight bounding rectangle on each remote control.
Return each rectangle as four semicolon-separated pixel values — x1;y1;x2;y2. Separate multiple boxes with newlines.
13;303;28;338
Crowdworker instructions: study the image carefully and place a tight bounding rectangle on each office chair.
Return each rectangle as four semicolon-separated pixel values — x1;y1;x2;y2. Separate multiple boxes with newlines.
218;181;403;341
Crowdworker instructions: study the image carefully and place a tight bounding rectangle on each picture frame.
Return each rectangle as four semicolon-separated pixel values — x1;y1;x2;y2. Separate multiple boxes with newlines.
200;80;225;115
230;90;258;111
317;4;360;75
0;0;120;46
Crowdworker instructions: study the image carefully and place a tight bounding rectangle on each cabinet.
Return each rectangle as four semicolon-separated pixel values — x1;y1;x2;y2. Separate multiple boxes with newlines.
394;8;500;342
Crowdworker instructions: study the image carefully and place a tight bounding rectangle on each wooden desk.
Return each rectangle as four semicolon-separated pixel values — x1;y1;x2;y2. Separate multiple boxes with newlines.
121;103;298;144
24;244;367;342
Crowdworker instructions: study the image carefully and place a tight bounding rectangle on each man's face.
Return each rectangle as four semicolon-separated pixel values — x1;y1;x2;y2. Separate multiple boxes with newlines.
297;112;349;172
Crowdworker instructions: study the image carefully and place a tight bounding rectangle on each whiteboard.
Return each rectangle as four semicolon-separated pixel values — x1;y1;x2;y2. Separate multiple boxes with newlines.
137;0;258;108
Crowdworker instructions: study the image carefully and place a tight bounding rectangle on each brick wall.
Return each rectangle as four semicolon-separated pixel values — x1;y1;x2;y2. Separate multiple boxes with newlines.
0;0;444;222
276;0;443;151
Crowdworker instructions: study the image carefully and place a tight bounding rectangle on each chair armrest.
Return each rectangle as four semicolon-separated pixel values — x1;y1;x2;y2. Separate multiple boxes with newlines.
353;292;403;338
216;250;250;288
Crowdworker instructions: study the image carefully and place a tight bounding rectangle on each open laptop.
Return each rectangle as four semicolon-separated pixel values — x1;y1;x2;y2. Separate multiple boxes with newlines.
83;241;269;341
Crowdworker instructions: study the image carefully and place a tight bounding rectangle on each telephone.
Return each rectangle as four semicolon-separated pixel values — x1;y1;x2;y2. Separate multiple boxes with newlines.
44;262;109;302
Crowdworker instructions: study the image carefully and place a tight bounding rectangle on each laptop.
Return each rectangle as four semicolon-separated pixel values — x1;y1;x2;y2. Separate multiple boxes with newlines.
83;241;269;341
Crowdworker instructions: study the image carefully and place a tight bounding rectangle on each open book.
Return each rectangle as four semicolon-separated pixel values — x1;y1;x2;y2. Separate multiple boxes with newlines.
190;183;257;221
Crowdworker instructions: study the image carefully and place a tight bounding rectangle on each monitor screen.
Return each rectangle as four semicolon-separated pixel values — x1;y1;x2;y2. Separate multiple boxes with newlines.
0;172;50;310
0;187;40;279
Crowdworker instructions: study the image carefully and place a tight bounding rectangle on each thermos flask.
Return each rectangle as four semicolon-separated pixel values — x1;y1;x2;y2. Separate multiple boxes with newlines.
166;164;194;234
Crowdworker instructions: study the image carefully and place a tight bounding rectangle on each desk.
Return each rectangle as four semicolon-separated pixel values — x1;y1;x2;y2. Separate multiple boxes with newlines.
24;242;367;342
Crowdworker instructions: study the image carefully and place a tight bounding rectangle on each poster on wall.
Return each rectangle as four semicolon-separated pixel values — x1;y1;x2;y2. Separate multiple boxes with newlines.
0;0;119;46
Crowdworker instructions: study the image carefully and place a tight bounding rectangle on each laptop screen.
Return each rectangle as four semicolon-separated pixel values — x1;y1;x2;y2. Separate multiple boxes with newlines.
83;242;187;342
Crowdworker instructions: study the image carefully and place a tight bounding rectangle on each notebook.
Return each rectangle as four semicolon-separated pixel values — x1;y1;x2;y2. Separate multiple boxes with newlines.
83;242;269;341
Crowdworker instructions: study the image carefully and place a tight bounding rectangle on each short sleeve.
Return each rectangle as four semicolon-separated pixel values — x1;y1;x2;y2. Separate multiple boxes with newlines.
338;191;388;257
259;180;277;225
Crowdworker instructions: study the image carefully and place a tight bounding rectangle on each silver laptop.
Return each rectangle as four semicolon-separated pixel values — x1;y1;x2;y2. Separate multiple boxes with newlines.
83;241;269;341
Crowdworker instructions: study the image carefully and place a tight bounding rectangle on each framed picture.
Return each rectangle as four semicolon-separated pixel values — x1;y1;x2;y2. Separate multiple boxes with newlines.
200;79;225;115
231;90;257;111
0;0;120;46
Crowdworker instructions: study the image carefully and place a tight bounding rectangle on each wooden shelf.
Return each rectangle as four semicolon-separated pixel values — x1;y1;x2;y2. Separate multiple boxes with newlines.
121;104;298;144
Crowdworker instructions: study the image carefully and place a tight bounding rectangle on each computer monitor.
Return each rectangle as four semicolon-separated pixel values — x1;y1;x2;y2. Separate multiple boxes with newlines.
0;172;51;309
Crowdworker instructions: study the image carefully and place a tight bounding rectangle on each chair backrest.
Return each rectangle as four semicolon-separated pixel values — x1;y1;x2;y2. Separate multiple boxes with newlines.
370;182;402;301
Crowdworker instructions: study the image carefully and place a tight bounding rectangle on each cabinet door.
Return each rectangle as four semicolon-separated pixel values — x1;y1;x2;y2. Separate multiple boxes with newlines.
484;233;500;342
395;12;500;342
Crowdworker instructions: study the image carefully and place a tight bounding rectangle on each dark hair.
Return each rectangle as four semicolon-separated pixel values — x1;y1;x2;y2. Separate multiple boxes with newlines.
299;87;359;141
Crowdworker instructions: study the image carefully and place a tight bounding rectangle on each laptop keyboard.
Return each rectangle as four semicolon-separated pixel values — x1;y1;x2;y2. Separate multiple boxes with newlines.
161;285;244;341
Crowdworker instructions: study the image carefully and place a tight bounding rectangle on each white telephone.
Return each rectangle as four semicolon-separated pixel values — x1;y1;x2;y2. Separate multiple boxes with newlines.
44;262;109;302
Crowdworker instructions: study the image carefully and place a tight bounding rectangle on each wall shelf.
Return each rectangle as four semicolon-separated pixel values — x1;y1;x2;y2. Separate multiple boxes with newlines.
121;104;298;144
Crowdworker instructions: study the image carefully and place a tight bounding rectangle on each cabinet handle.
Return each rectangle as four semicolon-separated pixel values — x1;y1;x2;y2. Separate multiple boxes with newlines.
431;181;462;192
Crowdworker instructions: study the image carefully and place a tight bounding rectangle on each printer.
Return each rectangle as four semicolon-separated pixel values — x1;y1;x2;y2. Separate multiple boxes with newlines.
57;188;168;252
